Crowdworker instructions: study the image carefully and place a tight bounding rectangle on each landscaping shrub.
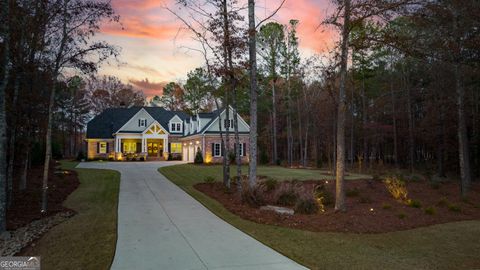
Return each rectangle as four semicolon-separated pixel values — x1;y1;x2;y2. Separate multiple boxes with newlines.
397;212;407;219
194;151;204;164
262;178;278;192
204;176;215;183
294;191;319;215
437;197;448;207
384;176;408;203
448;204;461;212
76;151;85;161
314;184;333;206
346;188;360;197
382;203;392;210
241;181;266;208
359;196;372;204
275;182;298;206
430;181;440;190
425;206;436;215
408;199;422;208
167;153;173;161
259;150;269;165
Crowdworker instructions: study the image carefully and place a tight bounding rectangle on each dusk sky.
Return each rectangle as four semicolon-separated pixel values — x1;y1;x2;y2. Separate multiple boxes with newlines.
97;0;336;98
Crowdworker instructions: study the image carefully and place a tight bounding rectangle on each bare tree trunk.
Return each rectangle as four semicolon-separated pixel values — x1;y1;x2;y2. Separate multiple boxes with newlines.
232;81;242;189
19;149;29;191
335;0;350;212
0;0;11;232
390;63;398;169
454;62;471;196
297;99;303;166
221;0;231;189
42;81;58;213
6;75;20;207
451;7;472;196
361;69;368;164
271;82;278;165
404;66;414;174
248;0;258;188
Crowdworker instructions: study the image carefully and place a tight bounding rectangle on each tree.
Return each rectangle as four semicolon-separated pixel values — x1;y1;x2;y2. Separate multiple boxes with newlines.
41;0;119;213
247;0;259;187
0;0;11;233
258;22;284;165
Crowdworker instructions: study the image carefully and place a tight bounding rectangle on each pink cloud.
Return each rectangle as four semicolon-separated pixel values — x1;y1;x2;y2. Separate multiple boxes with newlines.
129;78;167;97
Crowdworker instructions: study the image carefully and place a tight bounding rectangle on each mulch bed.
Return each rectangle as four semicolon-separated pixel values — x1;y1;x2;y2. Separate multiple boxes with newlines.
6;161;80;230
195;178;480;233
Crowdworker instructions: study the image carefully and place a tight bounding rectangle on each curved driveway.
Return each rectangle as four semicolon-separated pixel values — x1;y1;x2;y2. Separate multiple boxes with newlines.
77;161;307;270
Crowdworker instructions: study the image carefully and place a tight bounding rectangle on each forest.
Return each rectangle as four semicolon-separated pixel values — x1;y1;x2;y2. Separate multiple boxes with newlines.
0;0;479;234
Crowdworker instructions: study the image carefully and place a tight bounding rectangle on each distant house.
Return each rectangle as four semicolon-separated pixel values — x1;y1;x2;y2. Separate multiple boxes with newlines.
85;106;250;163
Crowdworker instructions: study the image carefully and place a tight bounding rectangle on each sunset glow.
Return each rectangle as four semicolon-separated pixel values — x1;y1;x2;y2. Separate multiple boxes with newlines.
98;0;336;98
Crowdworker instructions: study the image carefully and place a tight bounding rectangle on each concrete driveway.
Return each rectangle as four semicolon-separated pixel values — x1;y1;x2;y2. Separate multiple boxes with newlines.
77;161;307;270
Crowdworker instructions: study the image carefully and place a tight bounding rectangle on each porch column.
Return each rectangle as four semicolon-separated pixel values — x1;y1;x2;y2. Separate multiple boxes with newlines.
141;137;145;153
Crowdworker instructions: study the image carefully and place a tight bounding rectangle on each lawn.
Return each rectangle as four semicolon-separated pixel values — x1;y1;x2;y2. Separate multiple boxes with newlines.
22;161;120;270
160;164;480;270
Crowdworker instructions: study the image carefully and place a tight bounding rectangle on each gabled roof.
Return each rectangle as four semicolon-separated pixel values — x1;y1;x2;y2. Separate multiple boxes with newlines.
86;107;189;139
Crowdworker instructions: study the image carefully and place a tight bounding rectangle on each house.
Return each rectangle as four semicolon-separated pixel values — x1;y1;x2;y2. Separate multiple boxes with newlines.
85;106;250;163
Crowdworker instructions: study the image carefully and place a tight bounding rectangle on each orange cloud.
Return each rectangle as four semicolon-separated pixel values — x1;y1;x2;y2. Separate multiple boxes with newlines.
129;78;167;97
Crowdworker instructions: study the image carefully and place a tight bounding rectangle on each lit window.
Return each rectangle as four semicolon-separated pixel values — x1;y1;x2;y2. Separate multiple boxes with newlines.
98;142;107;154
213;143;221;157
171;143;182;153
123;142;137;153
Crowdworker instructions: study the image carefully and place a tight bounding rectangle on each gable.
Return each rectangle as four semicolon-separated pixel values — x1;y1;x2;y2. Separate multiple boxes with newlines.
204;107;249;133
117;108;155;133
144;122;167;135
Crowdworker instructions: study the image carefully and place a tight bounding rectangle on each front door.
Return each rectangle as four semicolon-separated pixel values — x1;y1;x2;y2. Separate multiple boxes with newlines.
147;142;163;157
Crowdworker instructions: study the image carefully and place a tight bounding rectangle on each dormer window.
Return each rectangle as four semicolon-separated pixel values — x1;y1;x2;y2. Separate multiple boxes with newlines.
138;118;147;127
170;122;183;132
224;119;234;129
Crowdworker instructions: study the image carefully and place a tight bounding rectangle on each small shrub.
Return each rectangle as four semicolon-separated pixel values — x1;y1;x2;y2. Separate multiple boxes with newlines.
425;206;436;215
275;183;298;206
430;181;440;190
408;199;422;208
346;188;360;197
397;212;407;219
382;203;392;210
437;197;448;207
295;194;319;215
76;151;85;161
194;151;204;164
139;156;145;161
241;182;266;207
204;176;215;183
262;178;278;192
448;204;461;212
314;184;333;206
359;196;372;204
384;176;408;203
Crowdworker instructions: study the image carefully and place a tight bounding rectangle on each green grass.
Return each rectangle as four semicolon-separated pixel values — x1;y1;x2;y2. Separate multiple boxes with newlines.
24;161;120;270
160;164;480;270
172;164;370;184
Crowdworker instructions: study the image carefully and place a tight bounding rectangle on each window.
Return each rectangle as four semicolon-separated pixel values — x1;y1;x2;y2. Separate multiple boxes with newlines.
170;122;183;132
213;143;221;157
98;142;107;154
138;118;147;127
236;143;244;156
123;142;137;153
223;119;234;129
171;143;182;153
